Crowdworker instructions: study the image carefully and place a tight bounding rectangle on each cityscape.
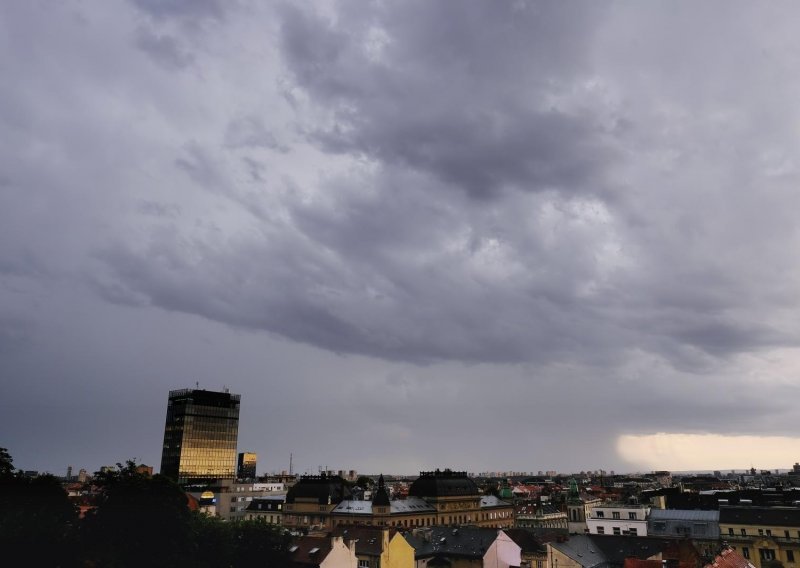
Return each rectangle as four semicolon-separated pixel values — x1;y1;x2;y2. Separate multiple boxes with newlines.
4;387;800;566
4;0;800;566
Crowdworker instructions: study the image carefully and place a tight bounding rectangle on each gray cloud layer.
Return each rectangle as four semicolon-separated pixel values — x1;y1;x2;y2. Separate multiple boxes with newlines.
2;0;800;474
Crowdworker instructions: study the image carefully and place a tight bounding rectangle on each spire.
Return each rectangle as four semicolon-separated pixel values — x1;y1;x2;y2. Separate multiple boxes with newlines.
372;473;390;507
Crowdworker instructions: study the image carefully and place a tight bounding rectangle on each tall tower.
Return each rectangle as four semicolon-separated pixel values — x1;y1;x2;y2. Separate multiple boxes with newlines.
160;388;240;484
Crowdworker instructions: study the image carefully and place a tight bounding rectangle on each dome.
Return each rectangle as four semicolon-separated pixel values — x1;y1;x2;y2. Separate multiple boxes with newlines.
408;469;479;498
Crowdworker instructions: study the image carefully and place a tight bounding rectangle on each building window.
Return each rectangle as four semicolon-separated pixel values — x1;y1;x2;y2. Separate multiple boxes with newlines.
742;529;747;536
358;561;370;568
729;528;735;536
537;562;544;568
613;527;621;535
596;511;605;518
787;551;794;563
629;512;637;520
629;528;638;536
613;512;621;520
785;531;791;540
597;526;605;534
766;530;772;537
742;548;749;559
760;549;776;562
759;529;765;536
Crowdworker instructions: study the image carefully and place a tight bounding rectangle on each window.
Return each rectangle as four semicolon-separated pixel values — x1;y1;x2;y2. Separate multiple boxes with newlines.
614;527;621;535
629;512;637;520
787;551;794;563
653;522;667;532
358;561;370;568
729;528;735;536
613;512;621;520
786;531;791;539
760;549;776;562
596;511;605;518
597;526;605;534
742;529;747;536
766;530;772;537
759;529;765;536
742;548;750;559
629;528;638;536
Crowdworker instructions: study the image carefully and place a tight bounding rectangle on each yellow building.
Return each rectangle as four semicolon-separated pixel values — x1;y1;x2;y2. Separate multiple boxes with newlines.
332;525;415;568
719;506;800;568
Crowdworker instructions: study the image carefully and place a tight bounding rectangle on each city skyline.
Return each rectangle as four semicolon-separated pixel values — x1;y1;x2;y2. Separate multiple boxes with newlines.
3;1;800;475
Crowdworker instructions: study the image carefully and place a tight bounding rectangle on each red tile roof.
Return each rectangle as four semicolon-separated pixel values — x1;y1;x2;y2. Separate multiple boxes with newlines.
705;548;756;568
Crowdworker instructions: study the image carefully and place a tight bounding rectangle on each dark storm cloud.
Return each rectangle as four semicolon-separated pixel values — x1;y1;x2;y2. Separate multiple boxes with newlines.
4;0;800;474
134;26;194;70
129;0;226;21
278;1;613;199
86;0;800;371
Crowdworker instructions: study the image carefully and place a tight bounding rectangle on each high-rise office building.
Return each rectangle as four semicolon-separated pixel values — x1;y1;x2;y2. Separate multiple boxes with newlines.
160;388;240;484
238;452;257;479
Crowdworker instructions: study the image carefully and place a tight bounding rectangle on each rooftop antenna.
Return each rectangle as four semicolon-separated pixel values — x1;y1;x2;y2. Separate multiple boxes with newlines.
196;381;199;389
289;453;293;476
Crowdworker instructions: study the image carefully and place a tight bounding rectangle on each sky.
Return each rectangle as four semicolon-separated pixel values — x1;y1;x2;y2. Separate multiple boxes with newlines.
2;0;800;477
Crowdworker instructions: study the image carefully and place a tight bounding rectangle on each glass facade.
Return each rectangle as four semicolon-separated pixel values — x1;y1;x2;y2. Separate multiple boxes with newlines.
160;388;240;484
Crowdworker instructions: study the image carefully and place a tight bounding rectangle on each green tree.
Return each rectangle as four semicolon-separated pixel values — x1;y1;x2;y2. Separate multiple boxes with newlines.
231;518;292;567
356;475;375;488
0;447;14;477
189;513;235;568
0;449;78;566
81;461;193;567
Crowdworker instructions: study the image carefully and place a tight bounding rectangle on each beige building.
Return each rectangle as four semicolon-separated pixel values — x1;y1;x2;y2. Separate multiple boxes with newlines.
331;470;514;529
289;535;358;568
719;506;800;568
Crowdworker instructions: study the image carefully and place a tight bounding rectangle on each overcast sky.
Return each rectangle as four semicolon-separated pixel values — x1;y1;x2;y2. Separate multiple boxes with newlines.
2;0;800;477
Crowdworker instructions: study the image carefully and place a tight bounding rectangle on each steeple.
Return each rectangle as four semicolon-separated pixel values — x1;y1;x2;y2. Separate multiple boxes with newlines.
372;473;390;507
567;477;581;504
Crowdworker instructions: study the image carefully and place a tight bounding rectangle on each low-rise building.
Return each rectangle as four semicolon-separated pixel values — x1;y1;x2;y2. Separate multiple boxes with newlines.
289;535;358;568
331;525;415;568
648;509;719;559
516;501;569;529
405;527;521;568
586;504;650;536
719;506;800;568
245;495;285;524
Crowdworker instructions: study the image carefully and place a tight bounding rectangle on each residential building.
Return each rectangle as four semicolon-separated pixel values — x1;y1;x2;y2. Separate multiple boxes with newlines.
704;548;756;568
516;500;569;529
160;388;240;484
245;495;285;524
405;526;522;568
505;528;548;568
719;506;800;568
547;535;702;568
648;509;720;559
331;525;415;568
586;503;650;536
289;535;358;568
